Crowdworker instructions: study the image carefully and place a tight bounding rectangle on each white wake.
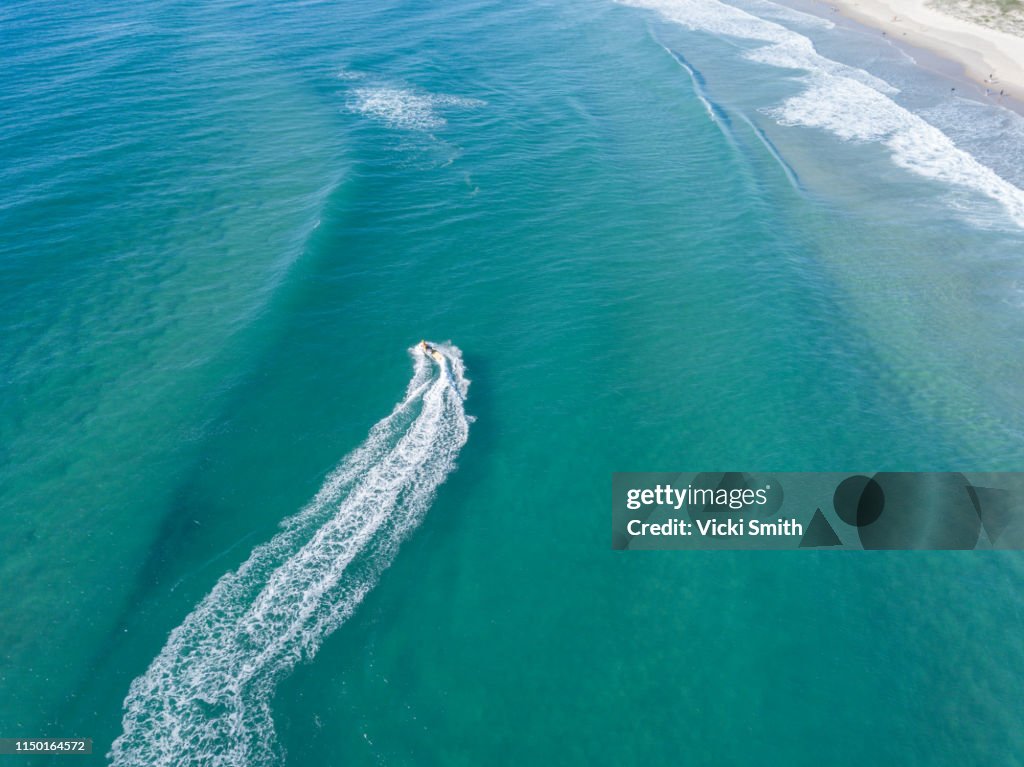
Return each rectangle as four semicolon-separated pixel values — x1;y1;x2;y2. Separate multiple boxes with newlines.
109;343;472;767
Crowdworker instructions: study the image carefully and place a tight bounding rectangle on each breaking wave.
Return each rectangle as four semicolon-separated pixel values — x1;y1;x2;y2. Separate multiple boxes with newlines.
625;0;1024;227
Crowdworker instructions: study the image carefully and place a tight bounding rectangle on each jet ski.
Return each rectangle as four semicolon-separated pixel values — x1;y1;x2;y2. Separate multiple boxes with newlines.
420;340;444;363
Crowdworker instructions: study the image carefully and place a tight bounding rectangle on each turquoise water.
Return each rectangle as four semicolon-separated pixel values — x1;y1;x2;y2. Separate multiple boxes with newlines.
2;0;1024;763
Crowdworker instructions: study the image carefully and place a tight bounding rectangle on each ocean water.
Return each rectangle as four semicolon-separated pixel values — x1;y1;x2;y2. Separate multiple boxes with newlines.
1;0;1023;764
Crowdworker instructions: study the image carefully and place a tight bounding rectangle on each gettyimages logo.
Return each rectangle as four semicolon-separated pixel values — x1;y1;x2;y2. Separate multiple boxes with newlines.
611;472;1024;550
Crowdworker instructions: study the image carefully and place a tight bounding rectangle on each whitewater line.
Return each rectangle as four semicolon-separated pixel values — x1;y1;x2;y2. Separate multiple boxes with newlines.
110;343;471;767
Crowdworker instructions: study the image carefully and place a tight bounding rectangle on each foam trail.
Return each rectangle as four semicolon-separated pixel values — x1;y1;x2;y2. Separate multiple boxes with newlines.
110;343;471;767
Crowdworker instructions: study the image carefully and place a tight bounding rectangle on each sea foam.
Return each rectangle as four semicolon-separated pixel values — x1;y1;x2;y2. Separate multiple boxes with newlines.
110;344;472;767
350;86;485;131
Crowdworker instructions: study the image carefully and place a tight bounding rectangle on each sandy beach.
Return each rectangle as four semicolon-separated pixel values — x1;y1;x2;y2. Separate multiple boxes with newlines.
821;0;1024;96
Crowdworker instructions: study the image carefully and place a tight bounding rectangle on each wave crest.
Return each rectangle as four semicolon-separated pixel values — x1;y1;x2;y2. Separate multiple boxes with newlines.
625;0;1024;227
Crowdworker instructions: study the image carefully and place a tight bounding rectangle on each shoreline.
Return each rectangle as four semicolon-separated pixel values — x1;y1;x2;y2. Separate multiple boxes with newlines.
814;0;1024;99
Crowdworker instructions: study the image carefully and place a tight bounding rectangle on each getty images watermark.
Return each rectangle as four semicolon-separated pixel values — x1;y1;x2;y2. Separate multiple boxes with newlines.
612;472;1024;550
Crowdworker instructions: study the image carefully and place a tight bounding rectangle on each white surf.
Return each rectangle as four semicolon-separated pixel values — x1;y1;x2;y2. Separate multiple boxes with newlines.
625;0;1024;228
